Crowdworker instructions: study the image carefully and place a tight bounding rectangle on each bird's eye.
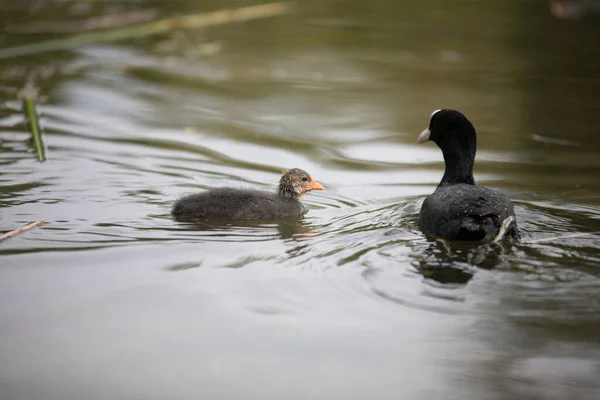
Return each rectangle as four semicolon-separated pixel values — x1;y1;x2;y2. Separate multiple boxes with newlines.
301;177;308;182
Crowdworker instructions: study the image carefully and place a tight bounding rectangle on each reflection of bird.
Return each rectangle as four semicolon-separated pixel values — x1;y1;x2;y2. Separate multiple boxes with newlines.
550;0;600;19
417;109;519;242
172;168;324;221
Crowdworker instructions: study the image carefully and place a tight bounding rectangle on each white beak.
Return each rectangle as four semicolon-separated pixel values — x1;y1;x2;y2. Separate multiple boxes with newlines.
417;128;431;144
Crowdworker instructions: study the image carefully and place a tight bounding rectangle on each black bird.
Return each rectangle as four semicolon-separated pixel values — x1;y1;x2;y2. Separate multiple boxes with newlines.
417;109;519;242
172;168;324;221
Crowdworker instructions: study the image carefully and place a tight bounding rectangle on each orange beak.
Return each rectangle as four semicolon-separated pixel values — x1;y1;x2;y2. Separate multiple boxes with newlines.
308;180;325;191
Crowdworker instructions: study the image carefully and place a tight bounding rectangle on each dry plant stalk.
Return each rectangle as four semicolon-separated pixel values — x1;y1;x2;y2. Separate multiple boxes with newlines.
0;221;45;242
0;2;290;59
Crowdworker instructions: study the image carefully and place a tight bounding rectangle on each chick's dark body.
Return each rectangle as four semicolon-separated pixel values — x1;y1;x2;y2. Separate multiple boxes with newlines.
171;168;323;222
172;188;305;221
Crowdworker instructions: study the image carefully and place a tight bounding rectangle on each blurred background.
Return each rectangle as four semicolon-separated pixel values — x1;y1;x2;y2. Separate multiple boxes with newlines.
1;1;599;399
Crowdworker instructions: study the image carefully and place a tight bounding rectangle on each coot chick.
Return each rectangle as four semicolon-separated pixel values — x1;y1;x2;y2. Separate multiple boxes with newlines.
172;168;324;221
417;109;519;242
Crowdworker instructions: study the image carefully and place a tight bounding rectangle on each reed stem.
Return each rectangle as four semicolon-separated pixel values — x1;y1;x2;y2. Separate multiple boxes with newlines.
20;85;46;162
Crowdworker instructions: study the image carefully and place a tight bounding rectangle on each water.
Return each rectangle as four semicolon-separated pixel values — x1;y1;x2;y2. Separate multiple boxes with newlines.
1;1;600;399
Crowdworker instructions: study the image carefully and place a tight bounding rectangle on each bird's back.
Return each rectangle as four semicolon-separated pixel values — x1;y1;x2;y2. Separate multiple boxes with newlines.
419;184;519;241
172;187;305;221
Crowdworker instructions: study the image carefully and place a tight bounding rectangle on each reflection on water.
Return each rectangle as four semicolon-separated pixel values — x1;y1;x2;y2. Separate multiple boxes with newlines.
1;0;600;399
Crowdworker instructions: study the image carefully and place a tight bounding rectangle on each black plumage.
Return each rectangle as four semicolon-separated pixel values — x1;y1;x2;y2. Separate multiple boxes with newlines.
417;109;519;241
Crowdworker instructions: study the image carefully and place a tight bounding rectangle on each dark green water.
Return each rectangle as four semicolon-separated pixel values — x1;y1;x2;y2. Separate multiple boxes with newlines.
1;1;599;399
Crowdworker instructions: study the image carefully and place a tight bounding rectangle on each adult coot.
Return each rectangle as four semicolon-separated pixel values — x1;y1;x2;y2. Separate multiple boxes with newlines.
172;168;324;221
417;109;519;241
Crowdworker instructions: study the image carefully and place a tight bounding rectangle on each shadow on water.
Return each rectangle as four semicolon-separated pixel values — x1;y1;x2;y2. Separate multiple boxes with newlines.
411;240;513;285
172;217;315;241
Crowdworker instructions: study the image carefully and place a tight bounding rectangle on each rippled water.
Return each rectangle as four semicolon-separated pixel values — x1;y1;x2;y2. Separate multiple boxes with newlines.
1;1;600;399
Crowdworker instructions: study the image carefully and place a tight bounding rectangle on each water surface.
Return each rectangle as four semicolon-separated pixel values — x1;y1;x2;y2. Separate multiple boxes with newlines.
1;1;599;399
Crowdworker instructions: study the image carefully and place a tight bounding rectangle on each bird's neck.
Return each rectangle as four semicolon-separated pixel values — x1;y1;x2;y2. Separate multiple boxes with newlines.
277;184;299;200
439;143;476;187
